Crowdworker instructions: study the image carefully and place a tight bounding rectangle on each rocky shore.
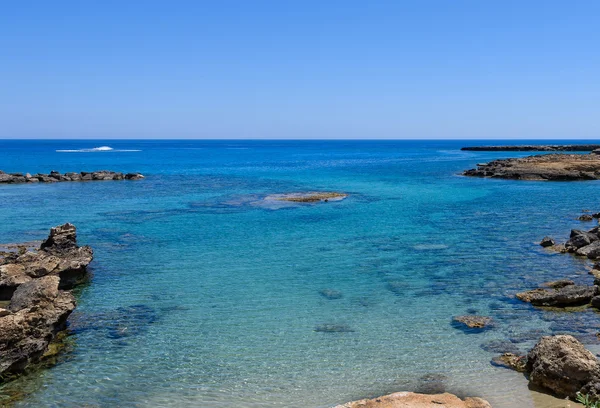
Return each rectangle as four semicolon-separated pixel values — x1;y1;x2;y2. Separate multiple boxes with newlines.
461;145;600;151
0;170;144;184
0;224;92;382
463;152;600;180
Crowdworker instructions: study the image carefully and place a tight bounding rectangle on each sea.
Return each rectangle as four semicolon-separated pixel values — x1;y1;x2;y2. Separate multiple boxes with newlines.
0;139;598;407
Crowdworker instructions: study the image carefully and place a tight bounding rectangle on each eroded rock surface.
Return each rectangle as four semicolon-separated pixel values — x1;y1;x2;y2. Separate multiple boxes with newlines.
0;224;92;382
265;192;348;203
452;315;493;329
516;285;598;307
463;153;600;181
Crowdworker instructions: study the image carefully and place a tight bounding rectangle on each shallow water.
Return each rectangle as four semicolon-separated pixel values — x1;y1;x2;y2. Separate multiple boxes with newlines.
0;139;599;407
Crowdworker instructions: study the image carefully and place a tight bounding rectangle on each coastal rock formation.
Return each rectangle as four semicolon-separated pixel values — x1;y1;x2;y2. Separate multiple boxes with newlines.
526;335;600;399
0;170;144;184
516;284;598;307
0;224;92;382
0;223;93;298
265;192;348;203
452;315;493;329
461;145;600;152
462;153;600;181
334;391;491;408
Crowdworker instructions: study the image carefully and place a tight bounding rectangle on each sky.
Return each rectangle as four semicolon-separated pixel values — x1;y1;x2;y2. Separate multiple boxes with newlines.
1;1;599;139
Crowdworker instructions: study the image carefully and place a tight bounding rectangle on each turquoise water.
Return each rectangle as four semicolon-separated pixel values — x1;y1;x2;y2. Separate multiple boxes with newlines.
1;140;599;407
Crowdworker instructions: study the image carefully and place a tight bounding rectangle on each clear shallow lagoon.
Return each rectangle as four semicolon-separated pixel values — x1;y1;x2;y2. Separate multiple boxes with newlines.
1;139;599;407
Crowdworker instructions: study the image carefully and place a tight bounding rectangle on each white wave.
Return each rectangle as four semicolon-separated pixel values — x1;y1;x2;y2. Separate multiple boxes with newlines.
56;146;141;152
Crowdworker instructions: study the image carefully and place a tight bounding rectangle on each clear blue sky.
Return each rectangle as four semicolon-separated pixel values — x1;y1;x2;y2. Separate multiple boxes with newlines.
1;1;598;139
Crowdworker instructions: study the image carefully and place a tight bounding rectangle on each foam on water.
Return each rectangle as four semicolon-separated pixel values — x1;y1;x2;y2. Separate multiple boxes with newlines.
57;146;141;152
0;139;597;407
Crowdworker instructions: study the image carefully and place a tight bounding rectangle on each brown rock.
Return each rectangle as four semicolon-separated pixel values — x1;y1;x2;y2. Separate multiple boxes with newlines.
491;353;527;372
452;315;493;329
516;285;598;307
334;392;491;408
526;335;600;398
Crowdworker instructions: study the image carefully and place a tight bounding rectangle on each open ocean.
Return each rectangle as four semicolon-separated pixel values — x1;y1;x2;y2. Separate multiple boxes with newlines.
1;139;599;407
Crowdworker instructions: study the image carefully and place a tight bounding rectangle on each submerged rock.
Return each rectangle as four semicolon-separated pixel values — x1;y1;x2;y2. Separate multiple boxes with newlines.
491;353;527;372
452;315;493;330
319;289;343;300
579;214;595;221
314;323;354;333
334;391;491;408
541;279;574;289
480;339;522;355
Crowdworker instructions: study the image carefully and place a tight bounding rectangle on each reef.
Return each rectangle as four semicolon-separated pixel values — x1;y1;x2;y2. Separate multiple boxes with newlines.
265;192;348;203
0;223;92;382
462;152;600;181
0;170;144;184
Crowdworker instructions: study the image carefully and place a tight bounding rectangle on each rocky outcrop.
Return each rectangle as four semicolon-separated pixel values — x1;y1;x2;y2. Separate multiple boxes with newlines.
462;153;600;181
526;335;600;399
334;391;491;408
265;192;348;203
540;237;555;247
516;284;598;307
0;224;92;382
0;170;144;184
490;353;527;372
0;223;93;299
461;145;600;152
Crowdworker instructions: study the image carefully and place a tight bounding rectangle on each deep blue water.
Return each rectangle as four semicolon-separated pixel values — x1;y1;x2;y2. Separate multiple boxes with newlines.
1;139;599;407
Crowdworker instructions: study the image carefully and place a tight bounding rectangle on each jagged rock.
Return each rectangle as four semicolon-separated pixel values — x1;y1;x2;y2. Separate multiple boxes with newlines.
491;353;527;372
579;214;595;221
566;230;599;251
516;285;598;307
540;237;555;247
40;223;78;251
0;275;76;381
334;391;491;408
452;315;493;329
526;335;600;399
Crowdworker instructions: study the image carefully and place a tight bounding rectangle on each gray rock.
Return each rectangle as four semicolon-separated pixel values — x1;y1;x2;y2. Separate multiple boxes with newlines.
516;285;598;307
540;237;555;247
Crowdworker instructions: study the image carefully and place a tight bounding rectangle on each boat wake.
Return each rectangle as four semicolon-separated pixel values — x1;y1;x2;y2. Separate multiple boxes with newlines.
56;146;141;152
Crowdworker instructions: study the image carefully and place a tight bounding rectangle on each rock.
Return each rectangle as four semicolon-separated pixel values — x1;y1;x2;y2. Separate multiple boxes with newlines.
40;223;77;251
452;315;493;329
8;275;60;312
541;279;574;289
0;264;31;300
265;192;348;203
579;214;595;221
0;275;75;381
463;153;600;181
526;335;600;399
591;296;600;309
491;353;527;372
0;170;144;184
540;237;555;247
0;308;10;317
577;241;600;257
461;145;600;152
516;285;598;307
566;230;599;251
334;391;491;408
